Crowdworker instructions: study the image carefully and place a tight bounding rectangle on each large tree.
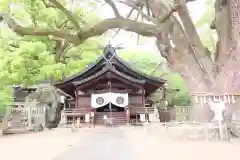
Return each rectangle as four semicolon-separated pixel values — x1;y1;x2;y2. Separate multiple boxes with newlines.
1;0;239;120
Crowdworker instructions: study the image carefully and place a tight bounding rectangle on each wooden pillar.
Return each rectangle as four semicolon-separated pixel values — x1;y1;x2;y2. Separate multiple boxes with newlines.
27;106;32;128
75;90;78;108
92;108;95;128
125;106;130;126
142;89;145;106
88;106;91;128
142;89;147;122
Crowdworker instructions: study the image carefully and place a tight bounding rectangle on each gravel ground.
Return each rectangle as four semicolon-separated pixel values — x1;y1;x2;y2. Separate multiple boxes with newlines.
124;126;240;160
0;126;240;160
0;128;88;160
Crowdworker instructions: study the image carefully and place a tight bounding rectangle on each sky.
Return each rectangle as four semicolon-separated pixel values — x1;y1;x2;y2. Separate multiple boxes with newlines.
0;0;208;55
97;0;207;54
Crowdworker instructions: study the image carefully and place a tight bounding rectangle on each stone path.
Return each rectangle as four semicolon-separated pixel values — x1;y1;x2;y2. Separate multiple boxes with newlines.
54;128;138;160
0;129;88;160
1;126;240;160
125;126;240;160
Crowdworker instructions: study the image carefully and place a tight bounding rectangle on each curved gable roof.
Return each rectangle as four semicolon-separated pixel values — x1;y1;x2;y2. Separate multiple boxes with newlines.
55;44;165;89
72;65;146;86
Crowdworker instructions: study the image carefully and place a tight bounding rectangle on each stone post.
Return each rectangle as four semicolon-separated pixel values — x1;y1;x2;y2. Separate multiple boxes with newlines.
27;107;32;128
59;109;67;127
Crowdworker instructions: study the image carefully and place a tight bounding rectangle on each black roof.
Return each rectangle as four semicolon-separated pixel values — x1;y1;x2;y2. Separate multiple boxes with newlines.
54;44;166;96
72;65;146;86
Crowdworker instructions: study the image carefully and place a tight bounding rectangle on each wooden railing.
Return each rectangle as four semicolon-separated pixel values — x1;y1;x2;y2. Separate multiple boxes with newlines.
175;106;192;121
62;108;89;115
129;107;154;114
11;107;46;116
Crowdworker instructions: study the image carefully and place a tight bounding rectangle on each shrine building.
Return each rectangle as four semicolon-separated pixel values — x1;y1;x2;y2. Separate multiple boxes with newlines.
54;44;166;126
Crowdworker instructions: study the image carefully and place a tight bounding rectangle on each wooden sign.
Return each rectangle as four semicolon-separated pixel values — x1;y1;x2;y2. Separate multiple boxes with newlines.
103;115;107;120
85;114;90;122
140;114;146;122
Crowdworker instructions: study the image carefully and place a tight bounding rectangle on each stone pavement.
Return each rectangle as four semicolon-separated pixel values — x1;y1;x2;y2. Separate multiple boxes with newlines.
54;127;138;160
1;126;240;160
0;129;89;160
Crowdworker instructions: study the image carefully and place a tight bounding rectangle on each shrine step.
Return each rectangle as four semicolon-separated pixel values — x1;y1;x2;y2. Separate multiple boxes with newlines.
3;128;27;134
4;111;27;134
95;112;127;126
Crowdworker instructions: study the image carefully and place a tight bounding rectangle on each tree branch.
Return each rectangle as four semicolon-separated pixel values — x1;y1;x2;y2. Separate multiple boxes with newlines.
185;0;197;2
54;40;69;62
0;12;78;43
117;0;157;23
49;0;81;29
78;18;162;43
105;0;122;18
159;4;181;23
174;0;214;70
41;0;55;8
1;11;162;45
211;0;231;65
112;7;135;39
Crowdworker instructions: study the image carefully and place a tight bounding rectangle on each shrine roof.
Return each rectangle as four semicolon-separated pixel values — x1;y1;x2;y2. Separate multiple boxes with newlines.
54;44;166;96
72;65;146;86
55;44;165;86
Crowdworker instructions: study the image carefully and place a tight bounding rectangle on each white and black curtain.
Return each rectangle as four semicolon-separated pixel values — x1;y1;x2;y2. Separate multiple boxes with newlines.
91;92;128;108
91;93;110;108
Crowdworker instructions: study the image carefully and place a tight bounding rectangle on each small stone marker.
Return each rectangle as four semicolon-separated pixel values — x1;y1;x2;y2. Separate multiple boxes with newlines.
209;100;225;121
103;115;107;120
209;99;228;140
85;114;90;122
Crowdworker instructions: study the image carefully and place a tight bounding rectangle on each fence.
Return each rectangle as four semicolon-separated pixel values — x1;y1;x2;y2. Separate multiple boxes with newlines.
158;106;192;122
11;107;46;117
175;106;192;121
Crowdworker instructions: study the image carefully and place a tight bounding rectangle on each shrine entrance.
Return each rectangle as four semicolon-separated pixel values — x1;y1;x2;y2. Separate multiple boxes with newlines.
55;44;165;126
96;103;125;112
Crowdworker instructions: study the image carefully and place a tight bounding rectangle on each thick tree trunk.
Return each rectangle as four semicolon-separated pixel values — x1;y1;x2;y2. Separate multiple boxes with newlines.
149;0;240;123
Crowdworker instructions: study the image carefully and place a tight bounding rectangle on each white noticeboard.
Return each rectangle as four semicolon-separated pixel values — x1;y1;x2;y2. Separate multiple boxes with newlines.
140;114;146;122
209;100;226;121
85;114;90;122
103;115;107;120
149;114;153;121
91;112;94;117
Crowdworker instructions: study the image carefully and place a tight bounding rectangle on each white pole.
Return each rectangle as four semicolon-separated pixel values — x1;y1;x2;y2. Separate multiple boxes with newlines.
218;120;224;140
27;106;32;128
109;81;112;126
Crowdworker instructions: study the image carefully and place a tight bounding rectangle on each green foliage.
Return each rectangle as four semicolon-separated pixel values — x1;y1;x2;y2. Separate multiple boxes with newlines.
162;73;191;106
192;0;217;52
119;49;164;74
0;87;12;112
0;0;101;110
0;0;191;111
119;49;191;106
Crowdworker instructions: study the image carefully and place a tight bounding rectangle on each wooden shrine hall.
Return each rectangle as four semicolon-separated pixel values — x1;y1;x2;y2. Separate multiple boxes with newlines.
55;44;166;126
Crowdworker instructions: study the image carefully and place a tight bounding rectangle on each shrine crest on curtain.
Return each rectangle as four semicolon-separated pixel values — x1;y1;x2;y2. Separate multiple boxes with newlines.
91;92;128;108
